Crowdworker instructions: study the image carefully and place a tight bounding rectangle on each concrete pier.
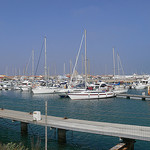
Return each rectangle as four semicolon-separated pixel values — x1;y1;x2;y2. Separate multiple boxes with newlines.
0;109;150;145
116;94;150;100
57;128;66;143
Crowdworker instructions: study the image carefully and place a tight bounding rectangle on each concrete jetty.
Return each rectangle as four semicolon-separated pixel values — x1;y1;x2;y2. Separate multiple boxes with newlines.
0;108;150;149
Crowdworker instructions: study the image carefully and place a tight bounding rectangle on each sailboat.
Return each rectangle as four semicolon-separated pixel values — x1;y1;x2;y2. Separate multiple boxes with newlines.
112;48;128;94
68;30;115;100
32;37;58;94
56;33;86;97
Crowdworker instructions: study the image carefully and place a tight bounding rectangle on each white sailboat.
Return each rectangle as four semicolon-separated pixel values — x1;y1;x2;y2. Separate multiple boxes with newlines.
32;86;58;94
56;33;85;97
68;90;115;100
112;48;128;94
113;84;128;94
32;37;57;94
68;30;115;100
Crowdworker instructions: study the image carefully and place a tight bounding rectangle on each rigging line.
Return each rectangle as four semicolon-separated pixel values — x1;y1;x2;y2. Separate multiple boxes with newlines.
117;51;124;75
34;40;45;76
69;33;84;86
119;54;125;75
25;54;32;76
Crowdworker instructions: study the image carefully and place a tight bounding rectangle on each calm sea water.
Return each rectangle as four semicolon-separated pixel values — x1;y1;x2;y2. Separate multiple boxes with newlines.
0;89;150;150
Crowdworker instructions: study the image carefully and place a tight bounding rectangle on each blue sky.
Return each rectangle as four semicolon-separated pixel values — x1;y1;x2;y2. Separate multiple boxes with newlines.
0;0;150;75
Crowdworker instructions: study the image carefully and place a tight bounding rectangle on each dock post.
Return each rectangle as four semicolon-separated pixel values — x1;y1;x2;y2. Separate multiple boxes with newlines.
110;138;135;150
57;128;66;143
21;122;28;135
121;138;135;150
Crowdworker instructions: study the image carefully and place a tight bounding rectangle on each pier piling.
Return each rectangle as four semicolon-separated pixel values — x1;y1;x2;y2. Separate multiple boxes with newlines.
57;128;66;143
110;138;135;150
121;138;135;150
21;122;28;135
0;109;150;146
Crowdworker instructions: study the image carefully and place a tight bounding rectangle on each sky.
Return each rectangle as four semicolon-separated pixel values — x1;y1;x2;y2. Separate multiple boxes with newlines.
0;0;150;76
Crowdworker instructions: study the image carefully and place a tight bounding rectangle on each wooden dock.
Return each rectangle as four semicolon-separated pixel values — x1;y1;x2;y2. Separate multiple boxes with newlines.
116;94;150;100
0;108;150;142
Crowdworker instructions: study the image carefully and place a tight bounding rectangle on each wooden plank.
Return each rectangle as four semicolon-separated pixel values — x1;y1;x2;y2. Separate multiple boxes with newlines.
0;109;150;141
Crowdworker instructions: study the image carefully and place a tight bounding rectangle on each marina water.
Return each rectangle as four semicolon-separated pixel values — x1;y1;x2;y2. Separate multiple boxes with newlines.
0;89;150;150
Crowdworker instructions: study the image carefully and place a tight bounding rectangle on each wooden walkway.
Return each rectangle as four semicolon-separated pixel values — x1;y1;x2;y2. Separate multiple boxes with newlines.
0;108;150;141
116;94;150;100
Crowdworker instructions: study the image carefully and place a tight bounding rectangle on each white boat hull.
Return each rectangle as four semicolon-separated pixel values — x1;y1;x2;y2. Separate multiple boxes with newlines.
21;87;31;91
113;88;128;94
56;88;85;98
68;91;115;100
135;85;147;90
32;86;57;94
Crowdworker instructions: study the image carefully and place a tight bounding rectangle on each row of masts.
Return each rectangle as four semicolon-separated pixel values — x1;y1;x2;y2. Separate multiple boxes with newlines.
43;30;87;89
5;30;124;78
33;30;87;79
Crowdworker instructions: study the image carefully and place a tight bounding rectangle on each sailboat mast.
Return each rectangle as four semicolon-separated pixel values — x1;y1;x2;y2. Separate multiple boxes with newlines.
64;63;65;76
117;53;119;75
70;59;72;76
82;54;84;76
44;36;47;80
85;29;87;89
113;47;115;77
32;49;34;77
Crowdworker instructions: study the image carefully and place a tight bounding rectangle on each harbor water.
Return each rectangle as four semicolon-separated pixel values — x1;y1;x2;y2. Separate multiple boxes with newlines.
0;89;150;150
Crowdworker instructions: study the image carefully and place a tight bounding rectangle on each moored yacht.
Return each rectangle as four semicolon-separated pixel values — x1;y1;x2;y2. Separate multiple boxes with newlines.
20;80;32;91
68;90;115;100
132;79;148;90
32;85;58;94
112;84;128;94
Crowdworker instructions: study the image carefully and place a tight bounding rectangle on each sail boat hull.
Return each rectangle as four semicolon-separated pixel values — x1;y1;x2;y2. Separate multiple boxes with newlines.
32;86;58;94
68;91;115;100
